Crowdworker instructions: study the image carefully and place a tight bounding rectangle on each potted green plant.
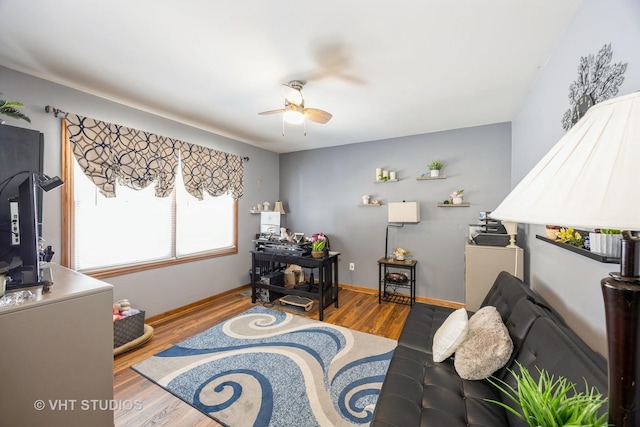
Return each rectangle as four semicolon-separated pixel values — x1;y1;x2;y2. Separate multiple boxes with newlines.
310;233;327;258
450;189;464;204
486;362;609;427
0;98;31;123
428;160;444;177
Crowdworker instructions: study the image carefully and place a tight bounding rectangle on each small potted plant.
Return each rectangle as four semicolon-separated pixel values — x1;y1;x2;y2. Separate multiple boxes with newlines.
545;225;561;239
0;98;31;123
589;229;622;257
310;233;327;258
394;247;411;261
487;362;609;427
450;189;464;204
428;160;444;177
556;227;584;248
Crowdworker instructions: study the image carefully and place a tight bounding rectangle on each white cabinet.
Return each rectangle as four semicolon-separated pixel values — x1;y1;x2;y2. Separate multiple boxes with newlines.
465;243;524;311
0;264;114;427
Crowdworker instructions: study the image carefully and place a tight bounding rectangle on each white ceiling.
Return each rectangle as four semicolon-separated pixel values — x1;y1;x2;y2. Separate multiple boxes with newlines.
0;1;582;153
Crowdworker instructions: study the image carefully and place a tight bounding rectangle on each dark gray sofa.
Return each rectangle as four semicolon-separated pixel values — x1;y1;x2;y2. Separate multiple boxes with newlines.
371;271;608;427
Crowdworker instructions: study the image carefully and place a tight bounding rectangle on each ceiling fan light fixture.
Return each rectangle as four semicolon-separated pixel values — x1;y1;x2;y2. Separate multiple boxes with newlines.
283;110;305;125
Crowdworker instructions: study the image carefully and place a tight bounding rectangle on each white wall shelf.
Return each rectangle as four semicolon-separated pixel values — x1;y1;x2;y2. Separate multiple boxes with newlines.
437;202;470;207
374;179;399;183
536;235;620;264
416;175;447;180
358;203;383;207
250;210;285;214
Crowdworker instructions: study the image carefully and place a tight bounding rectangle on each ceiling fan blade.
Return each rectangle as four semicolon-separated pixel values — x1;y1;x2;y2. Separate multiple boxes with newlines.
282;84;303;105
304;108;332;124
258;109;286;115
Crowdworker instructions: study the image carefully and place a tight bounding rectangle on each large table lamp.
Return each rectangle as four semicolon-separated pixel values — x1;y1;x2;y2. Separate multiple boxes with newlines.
490;91;640;427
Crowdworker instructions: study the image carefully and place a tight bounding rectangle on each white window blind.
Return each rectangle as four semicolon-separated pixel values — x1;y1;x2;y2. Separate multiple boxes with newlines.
73;159;235;271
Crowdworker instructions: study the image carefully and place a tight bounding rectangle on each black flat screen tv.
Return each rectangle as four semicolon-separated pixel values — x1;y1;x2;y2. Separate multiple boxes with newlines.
7;174;42;286
0;125;44;266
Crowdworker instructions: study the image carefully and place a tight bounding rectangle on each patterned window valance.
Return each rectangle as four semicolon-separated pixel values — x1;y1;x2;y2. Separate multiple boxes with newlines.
64;114;244;199
180;142;244;200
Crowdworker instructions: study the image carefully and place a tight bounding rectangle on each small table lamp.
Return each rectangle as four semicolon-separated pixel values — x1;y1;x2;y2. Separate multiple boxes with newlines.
273;201;286;214
502;221;518;248
385;202;420;258
491;91;640;427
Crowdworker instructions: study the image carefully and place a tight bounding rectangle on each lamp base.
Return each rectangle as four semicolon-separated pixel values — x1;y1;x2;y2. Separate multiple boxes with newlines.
601;274;640;427
601;234;640;426
505;234;517;248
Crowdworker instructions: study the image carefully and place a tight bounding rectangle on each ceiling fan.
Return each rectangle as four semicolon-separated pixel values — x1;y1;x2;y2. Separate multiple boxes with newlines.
259;80;332;135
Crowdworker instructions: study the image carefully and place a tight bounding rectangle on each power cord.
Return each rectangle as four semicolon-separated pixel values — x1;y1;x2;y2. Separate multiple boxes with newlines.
0;170;31;199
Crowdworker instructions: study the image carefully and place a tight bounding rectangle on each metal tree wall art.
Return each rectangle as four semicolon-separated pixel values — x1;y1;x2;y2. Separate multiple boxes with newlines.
562;43;627;130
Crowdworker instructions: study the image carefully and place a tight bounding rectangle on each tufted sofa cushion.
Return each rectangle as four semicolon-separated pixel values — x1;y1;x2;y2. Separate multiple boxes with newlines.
371;345;510;427
481;271;565;325
397;303;455;353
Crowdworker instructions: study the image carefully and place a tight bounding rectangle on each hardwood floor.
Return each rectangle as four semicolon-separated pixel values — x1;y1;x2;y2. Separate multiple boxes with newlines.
113;286;413;426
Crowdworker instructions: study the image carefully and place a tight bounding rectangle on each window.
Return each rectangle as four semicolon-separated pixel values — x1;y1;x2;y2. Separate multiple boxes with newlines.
60;114;243;278
64;153;238;278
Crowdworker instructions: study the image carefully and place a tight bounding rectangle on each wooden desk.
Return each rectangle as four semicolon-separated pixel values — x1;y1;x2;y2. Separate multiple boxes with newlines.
250;250;339;321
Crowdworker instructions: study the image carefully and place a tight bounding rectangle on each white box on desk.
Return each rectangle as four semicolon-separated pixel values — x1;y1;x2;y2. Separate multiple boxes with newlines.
260;211;281;233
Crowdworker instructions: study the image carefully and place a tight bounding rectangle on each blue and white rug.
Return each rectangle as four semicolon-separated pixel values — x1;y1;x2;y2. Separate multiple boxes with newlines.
132;306;396;426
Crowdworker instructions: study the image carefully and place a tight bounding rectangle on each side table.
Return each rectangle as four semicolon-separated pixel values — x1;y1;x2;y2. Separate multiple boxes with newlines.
377;257;417;305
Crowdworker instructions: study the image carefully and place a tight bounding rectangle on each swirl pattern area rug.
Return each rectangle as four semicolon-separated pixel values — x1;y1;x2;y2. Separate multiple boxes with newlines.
132;306;396;426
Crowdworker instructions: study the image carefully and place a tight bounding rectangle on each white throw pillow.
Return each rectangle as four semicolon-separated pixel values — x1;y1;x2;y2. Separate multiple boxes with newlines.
454;306;513;380
432;308;469;362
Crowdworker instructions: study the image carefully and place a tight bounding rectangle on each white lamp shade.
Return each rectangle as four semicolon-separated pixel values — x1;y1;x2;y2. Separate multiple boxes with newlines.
388;202;420;223
491;92;640;230
274;201;286;214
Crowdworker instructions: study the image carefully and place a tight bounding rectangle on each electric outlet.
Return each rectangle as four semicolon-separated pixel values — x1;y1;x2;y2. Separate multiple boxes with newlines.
349;263;355;271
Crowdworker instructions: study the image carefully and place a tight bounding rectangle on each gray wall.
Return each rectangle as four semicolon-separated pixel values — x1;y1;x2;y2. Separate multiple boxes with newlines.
511;0;640;357
280;123;512;303
0;66;280;317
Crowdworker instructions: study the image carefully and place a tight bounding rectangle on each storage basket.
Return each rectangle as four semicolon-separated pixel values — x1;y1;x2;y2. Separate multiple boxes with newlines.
113;310;145;348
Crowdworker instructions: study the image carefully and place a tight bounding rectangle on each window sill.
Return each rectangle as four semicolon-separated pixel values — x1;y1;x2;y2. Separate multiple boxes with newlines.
80;247;238;279
535;235;620;264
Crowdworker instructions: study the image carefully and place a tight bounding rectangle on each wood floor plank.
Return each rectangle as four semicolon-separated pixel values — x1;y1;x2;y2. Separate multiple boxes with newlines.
113;286;414;426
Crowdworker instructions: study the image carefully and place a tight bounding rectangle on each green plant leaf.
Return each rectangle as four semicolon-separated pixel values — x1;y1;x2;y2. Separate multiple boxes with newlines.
0;99;32;123
485;362;610;427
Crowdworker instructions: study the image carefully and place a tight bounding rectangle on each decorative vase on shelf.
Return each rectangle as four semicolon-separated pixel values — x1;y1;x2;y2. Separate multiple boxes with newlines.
430;169;440;177
453;196;463;205
311;251;324;259
395;254;405;261
545;225;560;239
